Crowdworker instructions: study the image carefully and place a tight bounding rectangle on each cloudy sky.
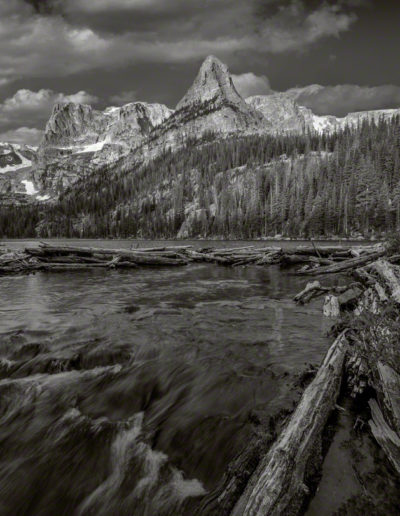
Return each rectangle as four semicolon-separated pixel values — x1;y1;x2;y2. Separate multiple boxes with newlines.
0;0;399;144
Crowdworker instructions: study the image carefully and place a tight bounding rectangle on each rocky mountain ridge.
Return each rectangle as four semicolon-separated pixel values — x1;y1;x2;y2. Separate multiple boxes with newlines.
2;55;400;203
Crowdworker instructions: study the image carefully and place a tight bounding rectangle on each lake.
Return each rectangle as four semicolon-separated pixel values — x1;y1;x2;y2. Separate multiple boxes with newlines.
0;239;371;515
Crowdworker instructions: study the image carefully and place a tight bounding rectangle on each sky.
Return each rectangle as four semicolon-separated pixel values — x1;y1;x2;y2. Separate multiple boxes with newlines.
1;0;400;145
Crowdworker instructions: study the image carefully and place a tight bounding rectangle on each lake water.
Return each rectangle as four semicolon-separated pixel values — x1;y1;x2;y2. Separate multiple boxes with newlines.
0;240;359;515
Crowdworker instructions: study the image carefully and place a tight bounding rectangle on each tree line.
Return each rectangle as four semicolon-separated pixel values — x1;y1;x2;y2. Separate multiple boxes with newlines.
1;116;400;239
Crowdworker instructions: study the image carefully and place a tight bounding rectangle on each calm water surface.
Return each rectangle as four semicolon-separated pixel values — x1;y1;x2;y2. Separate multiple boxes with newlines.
0;240;345;515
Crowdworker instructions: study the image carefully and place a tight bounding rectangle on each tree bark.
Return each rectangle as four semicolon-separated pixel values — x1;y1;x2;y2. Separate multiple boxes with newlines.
301;249;386;275
231;333;348;516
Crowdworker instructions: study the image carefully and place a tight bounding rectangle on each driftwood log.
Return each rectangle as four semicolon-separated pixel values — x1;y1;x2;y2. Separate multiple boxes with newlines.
0;242;389;275
300;248;386;275
231;332;348;516
291;258;400;495
369;399;400;475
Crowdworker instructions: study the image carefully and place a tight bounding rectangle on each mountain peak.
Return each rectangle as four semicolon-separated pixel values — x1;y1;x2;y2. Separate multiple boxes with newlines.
199;54;227;73
43;102;96;145
176;55;243;110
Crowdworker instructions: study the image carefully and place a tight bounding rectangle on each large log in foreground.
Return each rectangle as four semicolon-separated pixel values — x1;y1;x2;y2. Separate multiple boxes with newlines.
232;333;348;516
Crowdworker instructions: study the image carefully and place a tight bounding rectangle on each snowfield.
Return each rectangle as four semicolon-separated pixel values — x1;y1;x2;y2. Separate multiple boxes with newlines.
21;180;38;195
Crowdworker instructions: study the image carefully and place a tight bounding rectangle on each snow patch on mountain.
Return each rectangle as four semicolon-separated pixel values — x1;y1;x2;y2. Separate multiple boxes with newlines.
0;143;33;173
74;140;108;154
21;180;38;195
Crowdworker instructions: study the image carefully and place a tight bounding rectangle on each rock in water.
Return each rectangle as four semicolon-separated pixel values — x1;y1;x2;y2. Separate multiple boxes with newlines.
323;294;340;318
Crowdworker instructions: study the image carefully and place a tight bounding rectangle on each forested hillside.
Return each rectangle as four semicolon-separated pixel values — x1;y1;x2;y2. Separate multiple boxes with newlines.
1;116;400;239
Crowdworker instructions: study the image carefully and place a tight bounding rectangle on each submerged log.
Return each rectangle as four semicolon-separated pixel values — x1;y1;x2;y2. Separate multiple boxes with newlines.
232;332;348;516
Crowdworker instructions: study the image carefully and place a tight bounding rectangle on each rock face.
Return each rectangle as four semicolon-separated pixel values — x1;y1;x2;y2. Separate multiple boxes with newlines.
311;107;400;133
43;101;173;148
35;101;173;194
174;55;267;134
247;94;316;133
248;93;400;134
129;55;268;164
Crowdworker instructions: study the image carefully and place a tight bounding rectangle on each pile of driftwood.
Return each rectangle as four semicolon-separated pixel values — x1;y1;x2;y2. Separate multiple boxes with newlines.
188;243;388;270
228;257;400;516
0;242;193;274
0;241;391;275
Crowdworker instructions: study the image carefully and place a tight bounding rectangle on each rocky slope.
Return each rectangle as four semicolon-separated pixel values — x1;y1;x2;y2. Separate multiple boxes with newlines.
175;55;267;133
247;93;400;134
133;55;269;162
0;143;46;204
246;94;316;133
34;100;173;195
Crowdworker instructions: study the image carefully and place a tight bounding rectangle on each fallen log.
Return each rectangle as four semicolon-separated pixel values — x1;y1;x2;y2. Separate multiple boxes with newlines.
294;281;362;305
309;256;336;266
232;256;261;267
186;250;233;265
210;246;256;255
281;254;311;265
369;399;400;475
232;332;348;516
343;260;400;471
27;244;188;266
368;259;400;304
300;249;386;275
377;362;400;434
131;245;193;252
293;281;323;304
255;251;282;265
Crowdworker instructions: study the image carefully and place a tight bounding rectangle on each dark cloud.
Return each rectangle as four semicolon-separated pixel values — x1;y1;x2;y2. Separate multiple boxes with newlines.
0;0;360;89
1;0;400;145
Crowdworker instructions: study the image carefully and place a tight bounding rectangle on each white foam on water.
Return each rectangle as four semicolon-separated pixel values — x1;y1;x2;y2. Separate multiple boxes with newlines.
77;411;206;515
